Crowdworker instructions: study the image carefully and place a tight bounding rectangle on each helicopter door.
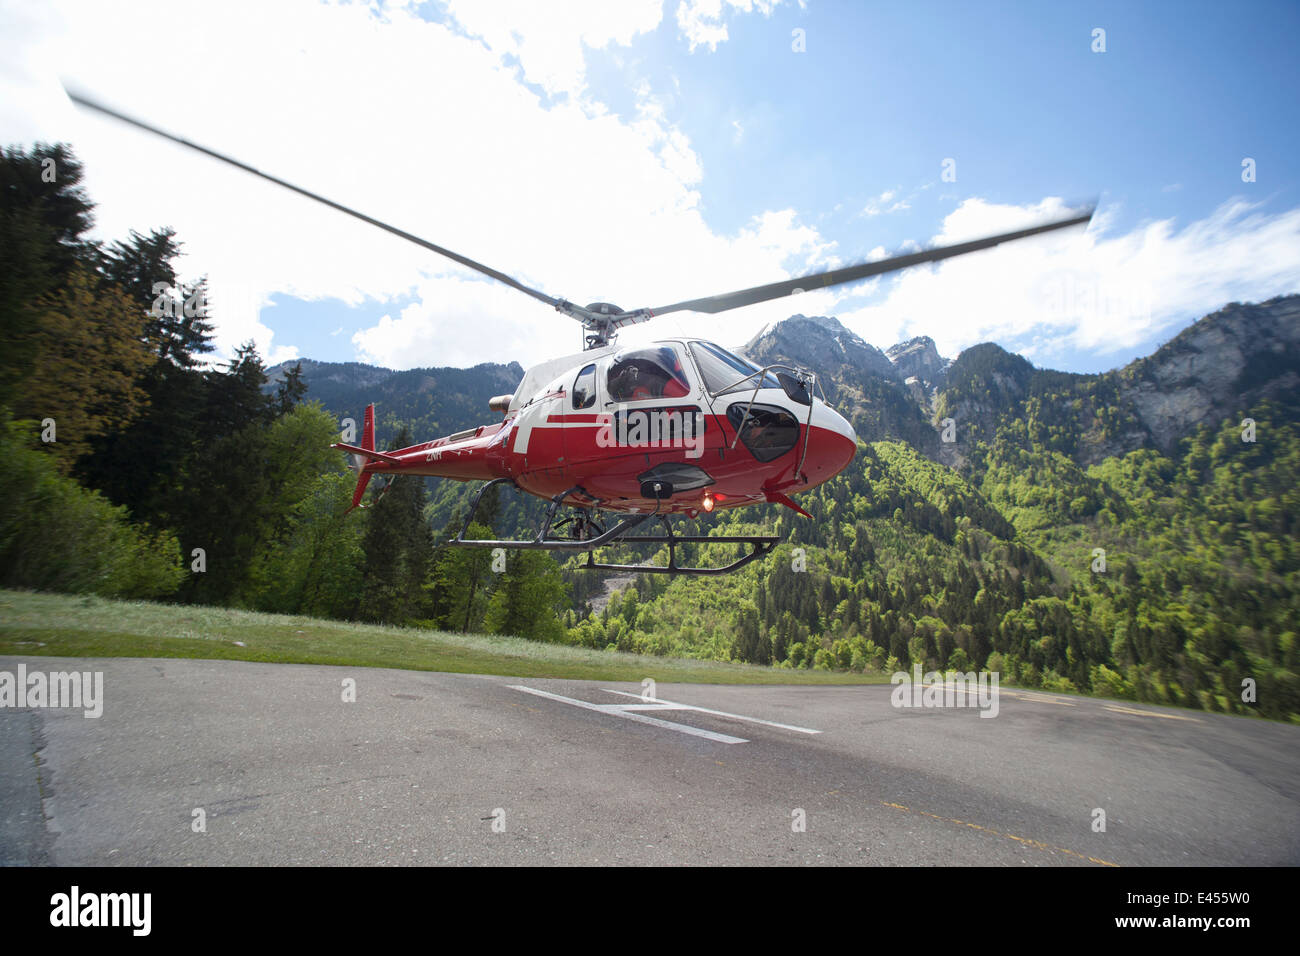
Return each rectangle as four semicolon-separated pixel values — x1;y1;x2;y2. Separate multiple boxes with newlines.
600;345;705;465
560;361;604;470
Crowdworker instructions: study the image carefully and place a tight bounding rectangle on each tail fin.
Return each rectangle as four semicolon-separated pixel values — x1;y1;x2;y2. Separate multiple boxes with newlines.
334;404;377;512
362;402;375;457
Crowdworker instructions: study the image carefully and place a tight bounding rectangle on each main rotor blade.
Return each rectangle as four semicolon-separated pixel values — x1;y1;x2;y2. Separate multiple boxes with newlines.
639;209;1095;318
67;90;562;310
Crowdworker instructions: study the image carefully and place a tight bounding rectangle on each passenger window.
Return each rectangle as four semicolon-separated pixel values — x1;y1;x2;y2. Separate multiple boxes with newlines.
573;363;597;409
606;346;691;403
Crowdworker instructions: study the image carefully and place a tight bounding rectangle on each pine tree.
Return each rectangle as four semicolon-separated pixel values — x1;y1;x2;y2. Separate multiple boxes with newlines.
15;266;152;471
359;426;433;624
483;549;568;641
1;143;98;403
275;362;307;416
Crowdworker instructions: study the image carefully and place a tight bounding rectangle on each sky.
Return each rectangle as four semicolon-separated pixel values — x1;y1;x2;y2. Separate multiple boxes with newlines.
3;0;1299;375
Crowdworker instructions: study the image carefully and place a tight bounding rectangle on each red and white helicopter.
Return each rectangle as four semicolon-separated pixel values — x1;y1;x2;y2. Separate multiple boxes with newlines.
73;93;1092;574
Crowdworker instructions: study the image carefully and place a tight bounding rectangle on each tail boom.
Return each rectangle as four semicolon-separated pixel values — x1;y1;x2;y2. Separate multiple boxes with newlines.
333;404;509;511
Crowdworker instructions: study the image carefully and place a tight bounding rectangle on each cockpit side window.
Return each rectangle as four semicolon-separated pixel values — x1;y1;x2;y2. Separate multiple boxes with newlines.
573;363;597;409
605;346;691;403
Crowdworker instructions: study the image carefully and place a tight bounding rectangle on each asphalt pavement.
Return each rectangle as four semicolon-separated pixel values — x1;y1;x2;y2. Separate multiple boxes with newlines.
2;655;1296;866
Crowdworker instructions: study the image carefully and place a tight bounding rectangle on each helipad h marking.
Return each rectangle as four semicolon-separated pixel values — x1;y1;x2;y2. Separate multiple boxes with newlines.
600;689;822;734
509;685;748;744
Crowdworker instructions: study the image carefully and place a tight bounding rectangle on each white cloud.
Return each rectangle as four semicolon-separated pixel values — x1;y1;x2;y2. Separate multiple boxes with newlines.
675;0;782;52
442;0;663;97
862;188;910;217
3;0;832;370
350;206;841;367
351;275;544;369
837;196;1300;365
10;2;1292;385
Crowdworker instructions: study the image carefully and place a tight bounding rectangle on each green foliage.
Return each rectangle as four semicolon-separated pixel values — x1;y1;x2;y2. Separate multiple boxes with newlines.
483;550;570;642
100;228;216;368
244;471;363;620
430;522;496;633
549;399;1300;721
177;401;342;606
12;266;154;471
0;418;183;598
0;143;97;404
358;426;433;624
4;142;1295;721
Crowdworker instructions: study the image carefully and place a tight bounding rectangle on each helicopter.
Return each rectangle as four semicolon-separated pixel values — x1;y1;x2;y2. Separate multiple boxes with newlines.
70;92;1094;575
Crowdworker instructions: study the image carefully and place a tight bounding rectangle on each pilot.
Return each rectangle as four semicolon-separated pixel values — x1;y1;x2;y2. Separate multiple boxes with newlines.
608;362;645;402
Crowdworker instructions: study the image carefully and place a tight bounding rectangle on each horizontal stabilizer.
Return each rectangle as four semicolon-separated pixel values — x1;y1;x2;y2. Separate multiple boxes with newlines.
332;442;403;465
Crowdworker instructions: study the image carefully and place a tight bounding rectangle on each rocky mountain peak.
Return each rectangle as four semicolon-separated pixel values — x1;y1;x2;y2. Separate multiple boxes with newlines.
1116;294;1300;453
886;335;948;387
744;314;897;379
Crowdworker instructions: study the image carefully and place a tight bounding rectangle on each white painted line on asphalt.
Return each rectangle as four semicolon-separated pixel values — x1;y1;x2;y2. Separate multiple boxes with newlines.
601;689;823;735
509;685;749;744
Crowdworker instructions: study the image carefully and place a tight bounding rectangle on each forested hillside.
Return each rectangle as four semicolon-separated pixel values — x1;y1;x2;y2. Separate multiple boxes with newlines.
263;358;523;447
561;304;1299;720
269;299;1299;721
4;143;1296;721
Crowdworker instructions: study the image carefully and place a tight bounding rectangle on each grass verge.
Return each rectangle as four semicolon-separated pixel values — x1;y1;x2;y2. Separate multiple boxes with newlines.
0;590;887;685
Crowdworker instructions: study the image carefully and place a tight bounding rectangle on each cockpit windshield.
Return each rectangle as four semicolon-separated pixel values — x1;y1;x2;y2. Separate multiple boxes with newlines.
688;341;781;395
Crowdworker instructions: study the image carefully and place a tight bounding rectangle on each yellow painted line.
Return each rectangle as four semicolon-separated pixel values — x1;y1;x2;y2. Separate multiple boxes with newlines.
1103;705;1200;722
1001;691;1076;706
881;802;1120;867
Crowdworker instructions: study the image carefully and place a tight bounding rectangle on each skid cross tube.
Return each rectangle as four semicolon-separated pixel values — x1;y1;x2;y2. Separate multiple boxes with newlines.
582;515;778;575
452;481;664;551
448;479;778;574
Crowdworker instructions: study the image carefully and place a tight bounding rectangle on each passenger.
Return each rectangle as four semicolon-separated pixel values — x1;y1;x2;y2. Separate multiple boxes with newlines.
607;348;690;402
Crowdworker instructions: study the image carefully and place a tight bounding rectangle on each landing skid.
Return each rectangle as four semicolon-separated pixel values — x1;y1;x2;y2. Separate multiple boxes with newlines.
449;477;778;576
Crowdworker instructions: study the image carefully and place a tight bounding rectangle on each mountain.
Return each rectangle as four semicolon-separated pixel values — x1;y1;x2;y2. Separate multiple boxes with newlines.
746;294;1300;470
745;313;897;380
928;294;1300;468
272;296;1299;474
265;357;524;447
258;294;1299;719
886;335;949;389
632;295;1297;718
276;294;1300;497
1114;295;1300;453
744;314;941;453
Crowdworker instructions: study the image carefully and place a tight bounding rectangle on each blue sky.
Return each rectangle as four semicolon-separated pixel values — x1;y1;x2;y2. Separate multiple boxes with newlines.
4;0;1299;374
652;1;1299;239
